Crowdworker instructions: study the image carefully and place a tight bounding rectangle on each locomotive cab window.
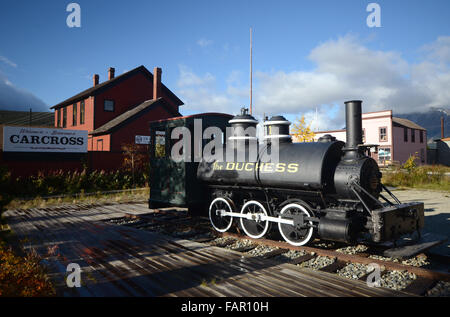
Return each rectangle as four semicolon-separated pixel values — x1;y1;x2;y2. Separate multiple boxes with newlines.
155;130;166;158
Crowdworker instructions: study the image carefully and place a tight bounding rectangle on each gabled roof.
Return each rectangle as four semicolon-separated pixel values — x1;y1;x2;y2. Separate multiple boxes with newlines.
392;117;426;131
89;98;181;136
51;66;183;110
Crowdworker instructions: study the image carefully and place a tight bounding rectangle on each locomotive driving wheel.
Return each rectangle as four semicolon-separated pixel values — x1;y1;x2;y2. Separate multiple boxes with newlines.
278;202;314;246
240;200;271;239
209;197;234;232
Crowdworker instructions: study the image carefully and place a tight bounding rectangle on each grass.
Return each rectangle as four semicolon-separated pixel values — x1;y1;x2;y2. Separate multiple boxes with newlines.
382;164;450;192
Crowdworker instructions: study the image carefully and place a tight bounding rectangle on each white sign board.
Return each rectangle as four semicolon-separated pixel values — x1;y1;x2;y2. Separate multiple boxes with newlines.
2;126;88;153
135;135;151;145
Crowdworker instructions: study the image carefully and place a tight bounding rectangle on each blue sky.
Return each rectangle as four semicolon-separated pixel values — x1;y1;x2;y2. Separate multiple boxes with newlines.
1;0;449;130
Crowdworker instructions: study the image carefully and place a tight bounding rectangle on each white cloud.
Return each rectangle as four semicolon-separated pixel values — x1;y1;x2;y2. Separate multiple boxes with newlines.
178;35;450;130
177;65;215;88
197;38;213;48
421;36;450;64
176;65;235;113
0;55;17;68
254;35;450;130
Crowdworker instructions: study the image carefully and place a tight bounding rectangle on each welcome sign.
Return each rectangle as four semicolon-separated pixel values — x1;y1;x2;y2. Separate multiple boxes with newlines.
2;126;88;153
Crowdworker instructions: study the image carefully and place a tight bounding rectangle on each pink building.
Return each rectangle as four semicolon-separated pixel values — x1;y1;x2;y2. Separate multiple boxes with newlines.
313;110;427;166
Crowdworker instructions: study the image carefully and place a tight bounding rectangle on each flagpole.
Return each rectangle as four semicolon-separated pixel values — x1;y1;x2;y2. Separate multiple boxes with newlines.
250;27;253;115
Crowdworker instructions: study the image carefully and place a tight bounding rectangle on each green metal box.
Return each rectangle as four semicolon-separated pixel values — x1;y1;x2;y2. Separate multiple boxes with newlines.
148;113;232;214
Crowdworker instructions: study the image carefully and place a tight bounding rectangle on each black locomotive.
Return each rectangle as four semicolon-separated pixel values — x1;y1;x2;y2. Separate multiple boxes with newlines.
196;100;424;246
149;100;424;246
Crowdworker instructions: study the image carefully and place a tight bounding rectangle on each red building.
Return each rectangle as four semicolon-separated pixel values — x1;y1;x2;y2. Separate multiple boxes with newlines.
51;65;183;170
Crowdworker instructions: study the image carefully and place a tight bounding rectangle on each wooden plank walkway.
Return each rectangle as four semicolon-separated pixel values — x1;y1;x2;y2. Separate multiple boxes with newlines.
4;202;415;297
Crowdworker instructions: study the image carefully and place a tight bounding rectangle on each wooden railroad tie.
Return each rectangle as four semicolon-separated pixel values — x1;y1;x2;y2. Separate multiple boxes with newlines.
319;260;348;273
403;277;438;296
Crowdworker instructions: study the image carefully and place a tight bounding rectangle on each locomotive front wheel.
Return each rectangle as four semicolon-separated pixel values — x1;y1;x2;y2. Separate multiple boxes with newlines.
209;197;234;232
278;203;314;246
240;200;271;239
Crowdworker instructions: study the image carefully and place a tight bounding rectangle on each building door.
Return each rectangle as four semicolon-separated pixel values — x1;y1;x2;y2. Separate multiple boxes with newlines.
97;139;103;151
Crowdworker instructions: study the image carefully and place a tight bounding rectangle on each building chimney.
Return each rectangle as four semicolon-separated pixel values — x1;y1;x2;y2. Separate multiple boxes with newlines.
108;67;115;80
93;74;99;87
442;116;445;139
153;67;162;99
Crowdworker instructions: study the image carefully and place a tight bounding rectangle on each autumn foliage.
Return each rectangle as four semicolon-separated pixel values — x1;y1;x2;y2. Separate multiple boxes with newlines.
291;115;315;142
0;243;55;297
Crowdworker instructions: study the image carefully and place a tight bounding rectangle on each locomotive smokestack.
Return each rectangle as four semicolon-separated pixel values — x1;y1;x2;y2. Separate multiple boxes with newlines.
344;100;363;160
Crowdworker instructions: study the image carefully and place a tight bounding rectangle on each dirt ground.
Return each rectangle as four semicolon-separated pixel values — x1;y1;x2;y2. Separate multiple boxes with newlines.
391;188;449;256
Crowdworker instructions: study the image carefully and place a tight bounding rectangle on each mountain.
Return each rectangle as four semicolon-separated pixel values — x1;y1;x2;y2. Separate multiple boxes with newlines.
395;107;450;141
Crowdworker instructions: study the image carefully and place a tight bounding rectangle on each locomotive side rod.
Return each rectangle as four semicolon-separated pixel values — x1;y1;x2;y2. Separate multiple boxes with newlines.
218;210;316;226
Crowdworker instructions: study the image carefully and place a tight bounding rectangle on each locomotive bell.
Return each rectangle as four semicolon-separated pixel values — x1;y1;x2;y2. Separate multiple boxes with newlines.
263;115;292;143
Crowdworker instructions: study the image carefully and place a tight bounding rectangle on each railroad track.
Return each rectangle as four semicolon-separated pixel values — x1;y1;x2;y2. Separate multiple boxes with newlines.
105;207;450;297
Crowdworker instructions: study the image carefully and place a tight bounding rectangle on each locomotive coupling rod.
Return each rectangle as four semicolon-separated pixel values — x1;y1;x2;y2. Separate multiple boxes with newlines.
220;211;294;225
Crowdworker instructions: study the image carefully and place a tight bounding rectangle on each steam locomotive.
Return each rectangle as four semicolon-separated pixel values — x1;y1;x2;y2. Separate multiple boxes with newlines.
196;100;424;246
149;100;424;246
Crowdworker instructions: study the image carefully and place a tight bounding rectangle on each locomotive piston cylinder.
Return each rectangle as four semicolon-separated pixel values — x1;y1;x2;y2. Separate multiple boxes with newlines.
318;217;356;243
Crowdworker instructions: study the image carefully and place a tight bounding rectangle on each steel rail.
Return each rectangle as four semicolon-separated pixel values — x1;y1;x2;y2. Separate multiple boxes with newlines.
219;232;450;283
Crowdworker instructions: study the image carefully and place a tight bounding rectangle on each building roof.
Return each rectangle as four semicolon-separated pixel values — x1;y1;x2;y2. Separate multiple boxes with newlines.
89;98;181;136
314;115;426;134
392;117;426;131
51;65;184;110
149;112;234;125
0;110;54;127
313;129;346;134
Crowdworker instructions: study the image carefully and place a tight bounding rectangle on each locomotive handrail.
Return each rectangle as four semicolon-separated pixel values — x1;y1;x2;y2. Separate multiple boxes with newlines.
350;185;372;215
378;193;395;206
351;182;384;209
381;184;402;204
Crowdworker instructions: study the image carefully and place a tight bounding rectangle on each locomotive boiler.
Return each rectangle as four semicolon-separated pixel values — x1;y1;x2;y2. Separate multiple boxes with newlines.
197;100;424;246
